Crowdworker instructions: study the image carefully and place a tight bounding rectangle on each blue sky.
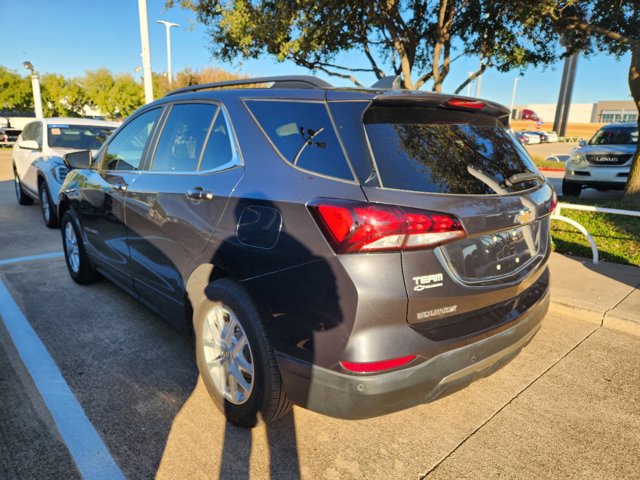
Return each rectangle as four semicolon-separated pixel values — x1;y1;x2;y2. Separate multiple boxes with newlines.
1;0;633;108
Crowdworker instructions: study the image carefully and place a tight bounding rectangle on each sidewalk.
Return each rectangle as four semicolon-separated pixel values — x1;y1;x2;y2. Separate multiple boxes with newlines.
549;253;640;335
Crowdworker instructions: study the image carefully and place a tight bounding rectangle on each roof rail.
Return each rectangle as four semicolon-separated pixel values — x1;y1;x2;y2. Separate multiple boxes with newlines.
165;75;333;96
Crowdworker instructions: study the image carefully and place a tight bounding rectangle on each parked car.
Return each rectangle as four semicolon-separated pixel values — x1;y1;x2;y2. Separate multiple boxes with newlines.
563;122;638;196
514;131;528;145
1;127;21;147
518;131;541;144
525;131;558;143
57;76;555;428
12;118;117;227
542;131;559;143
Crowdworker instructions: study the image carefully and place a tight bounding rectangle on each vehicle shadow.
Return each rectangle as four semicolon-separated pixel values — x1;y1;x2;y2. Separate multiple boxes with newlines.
191;194;344;479
148;192;347;478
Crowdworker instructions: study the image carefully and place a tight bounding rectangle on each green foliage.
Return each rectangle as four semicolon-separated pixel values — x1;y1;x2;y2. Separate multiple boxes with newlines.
0;67;32;112
40;74;87;117
169;0;560;91
552;197;640;266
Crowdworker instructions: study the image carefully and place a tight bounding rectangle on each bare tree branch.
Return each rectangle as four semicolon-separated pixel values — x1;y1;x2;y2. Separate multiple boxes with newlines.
291;55;365;87
565;19;638;47
453;60;492;94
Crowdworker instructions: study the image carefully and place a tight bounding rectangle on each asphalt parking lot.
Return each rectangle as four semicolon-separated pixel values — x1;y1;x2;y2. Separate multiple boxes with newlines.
1;148;639;479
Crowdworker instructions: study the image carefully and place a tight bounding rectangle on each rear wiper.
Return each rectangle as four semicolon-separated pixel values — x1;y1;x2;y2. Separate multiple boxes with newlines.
502;172;543;187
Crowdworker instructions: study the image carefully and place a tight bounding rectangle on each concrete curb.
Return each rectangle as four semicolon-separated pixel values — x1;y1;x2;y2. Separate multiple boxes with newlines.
549;300;640;337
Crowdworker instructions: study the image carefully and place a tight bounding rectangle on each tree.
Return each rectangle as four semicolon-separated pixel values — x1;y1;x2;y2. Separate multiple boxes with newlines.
81;68;116;116
168;0;557;92
82;69;144;118
0;67;32;113
109;74;144;117
40;74;87;117
545;1;640;205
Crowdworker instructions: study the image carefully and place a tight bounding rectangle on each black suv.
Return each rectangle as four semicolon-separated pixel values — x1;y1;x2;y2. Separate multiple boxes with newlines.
58;76;555;427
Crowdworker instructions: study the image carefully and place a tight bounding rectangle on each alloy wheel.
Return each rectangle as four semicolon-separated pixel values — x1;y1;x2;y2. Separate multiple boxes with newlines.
40;187;50;223
201;305;255;405
64;222;80;273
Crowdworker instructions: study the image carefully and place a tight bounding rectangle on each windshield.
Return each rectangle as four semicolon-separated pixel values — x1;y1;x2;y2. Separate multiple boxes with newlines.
589;126;638;145
364;107;540;195
47;124;115;150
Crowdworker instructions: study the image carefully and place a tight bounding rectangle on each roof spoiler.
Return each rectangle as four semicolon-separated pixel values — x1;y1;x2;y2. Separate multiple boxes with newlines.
371;92;511;125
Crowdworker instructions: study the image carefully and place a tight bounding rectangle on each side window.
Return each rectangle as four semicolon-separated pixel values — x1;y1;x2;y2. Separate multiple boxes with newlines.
150;103;217;172
101;108;160;171
21;122;36;141
199;110;235;171
33;122;43;148
245;100;353;181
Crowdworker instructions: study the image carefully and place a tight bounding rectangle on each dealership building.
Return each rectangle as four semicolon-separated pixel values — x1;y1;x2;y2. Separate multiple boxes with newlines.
514;100;637;124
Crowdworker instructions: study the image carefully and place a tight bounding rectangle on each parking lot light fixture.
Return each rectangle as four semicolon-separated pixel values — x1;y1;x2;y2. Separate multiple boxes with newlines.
23;61;43;119
510;78;519;120
137;0;154;104
157;20;179;87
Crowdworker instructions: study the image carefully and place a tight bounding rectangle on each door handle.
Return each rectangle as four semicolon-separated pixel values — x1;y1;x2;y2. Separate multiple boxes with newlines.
186;188;214;201
112;182;128;192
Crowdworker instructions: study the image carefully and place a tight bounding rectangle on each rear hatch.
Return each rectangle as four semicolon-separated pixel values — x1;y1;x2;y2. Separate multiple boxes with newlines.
343;94;554;329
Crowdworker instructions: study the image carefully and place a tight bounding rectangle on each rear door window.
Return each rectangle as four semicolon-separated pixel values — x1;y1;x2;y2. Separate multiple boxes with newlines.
150;103;217;172
365;106;539;194
246;100;354;181
199;110;237;171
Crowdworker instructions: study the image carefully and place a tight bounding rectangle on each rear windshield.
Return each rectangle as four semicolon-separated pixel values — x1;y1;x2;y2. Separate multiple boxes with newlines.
364;107;540;194
589;126;638;145
48;124;115;150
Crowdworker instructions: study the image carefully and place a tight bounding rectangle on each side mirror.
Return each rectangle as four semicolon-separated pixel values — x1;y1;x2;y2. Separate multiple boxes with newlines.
18;139;40;150
578;139;587;148
63;150;92;169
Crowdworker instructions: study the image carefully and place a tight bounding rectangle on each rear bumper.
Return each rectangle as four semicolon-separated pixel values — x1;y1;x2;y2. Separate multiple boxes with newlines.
277;288;548;419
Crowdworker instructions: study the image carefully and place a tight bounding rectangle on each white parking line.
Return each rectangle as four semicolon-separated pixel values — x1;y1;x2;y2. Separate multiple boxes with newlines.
0;259;124;479
0;251;64;266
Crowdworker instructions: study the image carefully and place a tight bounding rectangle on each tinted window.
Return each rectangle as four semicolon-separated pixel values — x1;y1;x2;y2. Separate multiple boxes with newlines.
150;103;216;172
199;110;235;171
47;124;115;149
589;126;638;145
102;109;160;171
246;100;353;180
365;107;539;194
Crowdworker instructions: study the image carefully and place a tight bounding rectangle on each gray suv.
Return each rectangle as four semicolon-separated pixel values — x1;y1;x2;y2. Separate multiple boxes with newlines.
563;122;638;196
57;76;555;427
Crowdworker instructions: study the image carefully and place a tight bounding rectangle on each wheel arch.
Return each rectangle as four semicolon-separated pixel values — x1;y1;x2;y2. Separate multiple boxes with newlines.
185;263;232;332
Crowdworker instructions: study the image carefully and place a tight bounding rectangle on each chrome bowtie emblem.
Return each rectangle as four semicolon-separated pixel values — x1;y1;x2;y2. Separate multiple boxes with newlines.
515;208;534;225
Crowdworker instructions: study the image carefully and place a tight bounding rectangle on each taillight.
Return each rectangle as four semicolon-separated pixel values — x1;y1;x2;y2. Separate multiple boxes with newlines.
550;190;558;214
445;98;485;110
308;199;465;253
339;355;417;373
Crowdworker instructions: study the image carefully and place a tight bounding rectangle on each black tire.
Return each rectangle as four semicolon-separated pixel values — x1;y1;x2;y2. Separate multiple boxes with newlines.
194;278;291;428
39;180;59;228
562;179;582;197
60;209;101;284
13;166;34;205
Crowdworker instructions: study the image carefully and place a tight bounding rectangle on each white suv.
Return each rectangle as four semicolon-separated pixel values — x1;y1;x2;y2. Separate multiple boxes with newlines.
563;123;638;197
12;117;117;227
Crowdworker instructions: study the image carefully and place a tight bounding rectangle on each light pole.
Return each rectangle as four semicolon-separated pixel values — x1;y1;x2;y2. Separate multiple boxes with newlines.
466;72;473;96
137;0;154;104
157;20;179;87
23;61;43;119
510;77;519;120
